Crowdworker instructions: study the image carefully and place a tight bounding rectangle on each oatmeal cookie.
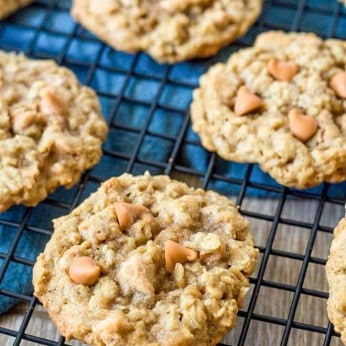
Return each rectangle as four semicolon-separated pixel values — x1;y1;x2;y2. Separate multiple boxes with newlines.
326;214;346;345
0;0;33;19
0;52;108;212
191;31;346;189
71;0;263;63
33;172;258;346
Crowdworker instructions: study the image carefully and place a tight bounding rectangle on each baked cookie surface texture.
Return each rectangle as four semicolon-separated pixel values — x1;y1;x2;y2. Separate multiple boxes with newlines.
0;52;108;212
71;0;263;63
33;172;258;346
191;31;346;189
0;0;33;19
326;215;346;345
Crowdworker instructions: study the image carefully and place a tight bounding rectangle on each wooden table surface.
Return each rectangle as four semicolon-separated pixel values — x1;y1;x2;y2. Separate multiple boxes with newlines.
0;174;345;345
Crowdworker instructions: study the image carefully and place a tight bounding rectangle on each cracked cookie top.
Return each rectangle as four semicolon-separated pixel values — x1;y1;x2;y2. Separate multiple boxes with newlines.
71;0;263;63
33;172;258;346
0;52;108;212
191;31;346;189
326;215;346;345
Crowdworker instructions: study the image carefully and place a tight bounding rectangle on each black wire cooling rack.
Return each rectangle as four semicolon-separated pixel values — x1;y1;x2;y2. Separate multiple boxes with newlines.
0;0;346;345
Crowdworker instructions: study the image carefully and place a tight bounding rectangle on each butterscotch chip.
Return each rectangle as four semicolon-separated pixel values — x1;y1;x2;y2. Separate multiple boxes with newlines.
164;240;198;273
0;52;108;212
114;202;150;230
331;72;346;98
268;58;298;81
0;0;33;19
191;31;346;189
326;215;346;345
234;85;263;116
33;172;258;346
288;108;318;142
71;0;263;63
69;256;101;286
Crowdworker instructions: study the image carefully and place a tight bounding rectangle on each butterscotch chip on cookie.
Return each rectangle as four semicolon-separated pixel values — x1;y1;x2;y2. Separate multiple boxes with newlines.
191;31;346;189
71;0;263;63
0;0;33;19
0;52;108;212
33;172;258;346
326;215;346;345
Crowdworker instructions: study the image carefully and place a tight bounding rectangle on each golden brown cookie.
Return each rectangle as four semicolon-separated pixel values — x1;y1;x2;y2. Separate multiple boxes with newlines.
0;52;108;212
191;31;346;189
71;0;263;63
33;172;258;346
0;0;33;19
326;215;346;345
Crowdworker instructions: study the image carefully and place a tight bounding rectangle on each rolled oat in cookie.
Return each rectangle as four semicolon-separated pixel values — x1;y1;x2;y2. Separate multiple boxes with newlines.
0;0;33;19
71;0;263;63
33;172;258;346
326;214;346;345
191;31;346;189
0;52;108;212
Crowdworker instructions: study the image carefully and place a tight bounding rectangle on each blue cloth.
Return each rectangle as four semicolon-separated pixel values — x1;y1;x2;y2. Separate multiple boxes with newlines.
0;210;48;313
1;0;346;314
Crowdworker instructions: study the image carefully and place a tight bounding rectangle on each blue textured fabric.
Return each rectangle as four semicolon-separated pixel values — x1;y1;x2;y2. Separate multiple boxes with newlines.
0;0;346;314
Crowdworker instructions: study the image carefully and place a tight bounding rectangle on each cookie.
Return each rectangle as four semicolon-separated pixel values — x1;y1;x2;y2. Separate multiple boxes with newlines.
33;172;258;346
0;52;108;212
191;31;346;189
0;0;33;19
326;214;346;344
71;0;263;63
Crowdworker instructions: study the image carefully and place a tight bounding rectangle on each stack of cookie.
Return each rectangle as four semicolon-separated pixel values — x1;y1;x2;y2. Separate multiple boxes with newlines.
0;0;345;345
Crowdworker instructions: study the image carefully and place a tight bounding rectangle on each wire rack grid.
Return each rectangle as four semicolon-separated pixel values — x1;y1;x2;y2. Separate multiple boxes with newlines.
0;0;345;345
